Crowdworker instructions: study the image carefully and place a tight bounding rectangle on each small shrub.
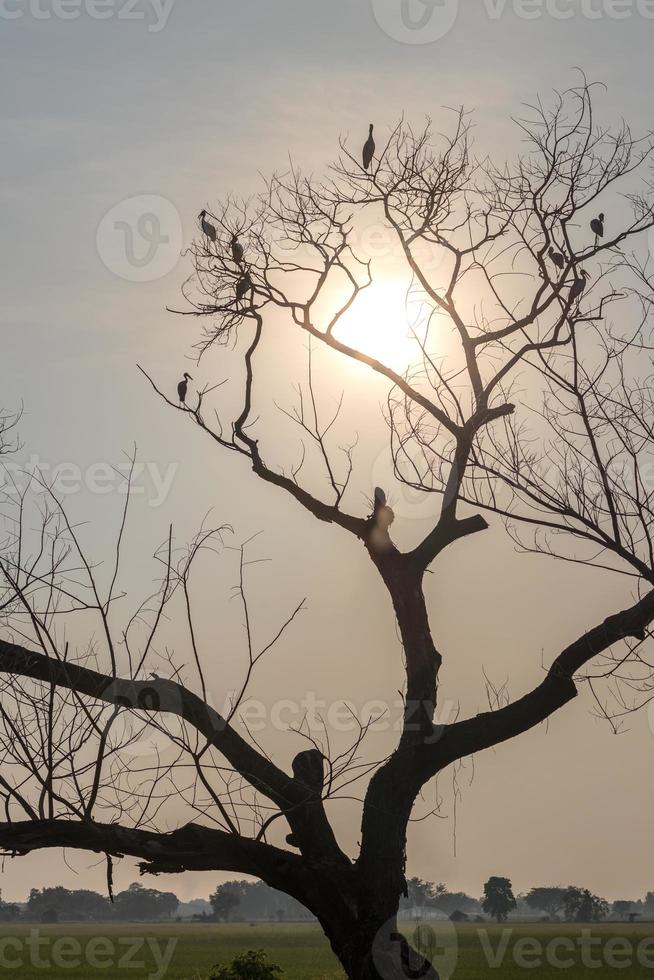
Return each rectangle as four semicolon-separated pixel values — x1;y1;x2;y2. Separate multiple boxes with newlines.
209;949;284;980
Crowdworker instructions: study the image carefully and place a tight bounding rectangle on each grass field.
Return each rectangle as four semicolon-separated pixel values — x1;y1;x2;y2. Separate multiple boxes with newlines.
0;920;653;978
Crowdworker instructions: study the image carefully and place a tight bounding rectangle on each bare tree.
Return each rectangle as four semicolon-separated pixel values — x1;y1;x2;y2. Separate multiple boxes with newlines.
2;79;654;978
0;409;20;459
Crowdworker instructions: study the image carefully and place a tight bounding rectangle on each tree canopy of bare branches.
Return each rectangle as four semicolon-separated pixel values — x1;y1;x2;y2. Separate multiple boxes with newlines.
2;78;654;978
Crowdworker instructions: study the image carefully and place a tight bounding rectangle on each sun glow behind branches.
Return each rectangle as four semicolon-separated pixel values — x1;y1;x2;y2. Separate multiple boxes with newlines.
334;279;421;374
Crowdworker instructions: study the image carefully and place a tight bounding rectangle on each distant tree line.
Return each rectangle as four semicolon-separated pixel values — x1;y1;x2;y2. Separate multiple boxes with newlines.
399;878;482;917
13;883;178;923
398;878;654;923
4;876;652;925
209;881;315;922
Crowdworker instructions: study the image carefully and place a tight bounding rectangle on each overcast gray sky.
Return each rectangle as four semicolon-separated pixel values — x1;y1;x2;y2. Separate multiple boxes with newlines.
2;0;654;904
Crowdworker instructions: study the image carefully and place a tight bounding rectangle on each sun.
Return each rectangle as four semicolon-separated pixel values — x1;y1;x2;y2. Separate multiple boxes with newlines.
334;280;417;372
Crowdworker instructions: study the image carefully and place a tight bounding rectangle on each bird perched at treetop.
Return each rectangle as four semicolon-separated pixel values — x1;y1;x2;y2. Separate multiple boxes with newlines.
199;210;217;243
362;123;375;171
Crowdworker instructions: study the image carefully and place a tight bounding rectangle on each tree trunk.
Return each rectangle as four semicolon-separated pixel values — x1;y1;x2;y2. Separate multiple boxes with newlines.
322;550;444;979
324;913;441;979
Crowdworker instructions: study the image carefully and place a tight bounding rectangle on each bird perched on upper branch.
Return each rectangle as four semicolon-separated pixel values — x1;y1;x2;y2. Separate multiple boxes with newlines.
292;749;325;793
569;269;589;304
362;123;375;171
236;272;253;303
548;246;565;271
199;210;217;243
590;213;605;241
231;235;244;265
373;486;395;532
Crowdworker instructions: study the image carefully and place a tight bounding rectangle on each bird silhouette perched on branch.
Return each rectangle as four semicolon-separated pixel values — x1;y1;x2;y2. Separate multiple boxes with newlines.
362;123;375;171
177;372;192;404
590;213;605;241
569;269;589;304
236;272;253;303
199;210;217;243
231;235;244;265
292;749;325;793
285;749;325;849
373;486;395;531
548;246;565;272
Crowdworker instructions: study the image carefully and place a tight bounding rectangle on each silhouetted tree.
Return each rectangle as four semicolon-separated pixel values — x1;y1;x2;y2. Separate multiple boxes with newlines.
482;877;517;923
26;887;111;922
113;882;178;921
432;891;481;917
2;80;654;979
210;880;312;922
210;883;243;922
0;409;19;458
563;886;608;922
524;887;567;919
399;878;446;914
0;901;20;922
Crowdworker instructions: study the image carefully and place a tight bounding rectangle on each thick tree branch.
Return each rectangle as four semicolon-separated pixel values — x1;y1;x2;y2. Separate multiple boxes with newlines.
0;638;295;809
0;639;352;870
423;588;654;775
0;818;318;900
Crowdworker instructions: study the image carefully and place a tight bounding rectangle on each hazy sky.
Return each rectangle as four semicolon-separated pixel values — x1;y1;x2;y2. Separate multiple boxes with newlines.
2;1;654;905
